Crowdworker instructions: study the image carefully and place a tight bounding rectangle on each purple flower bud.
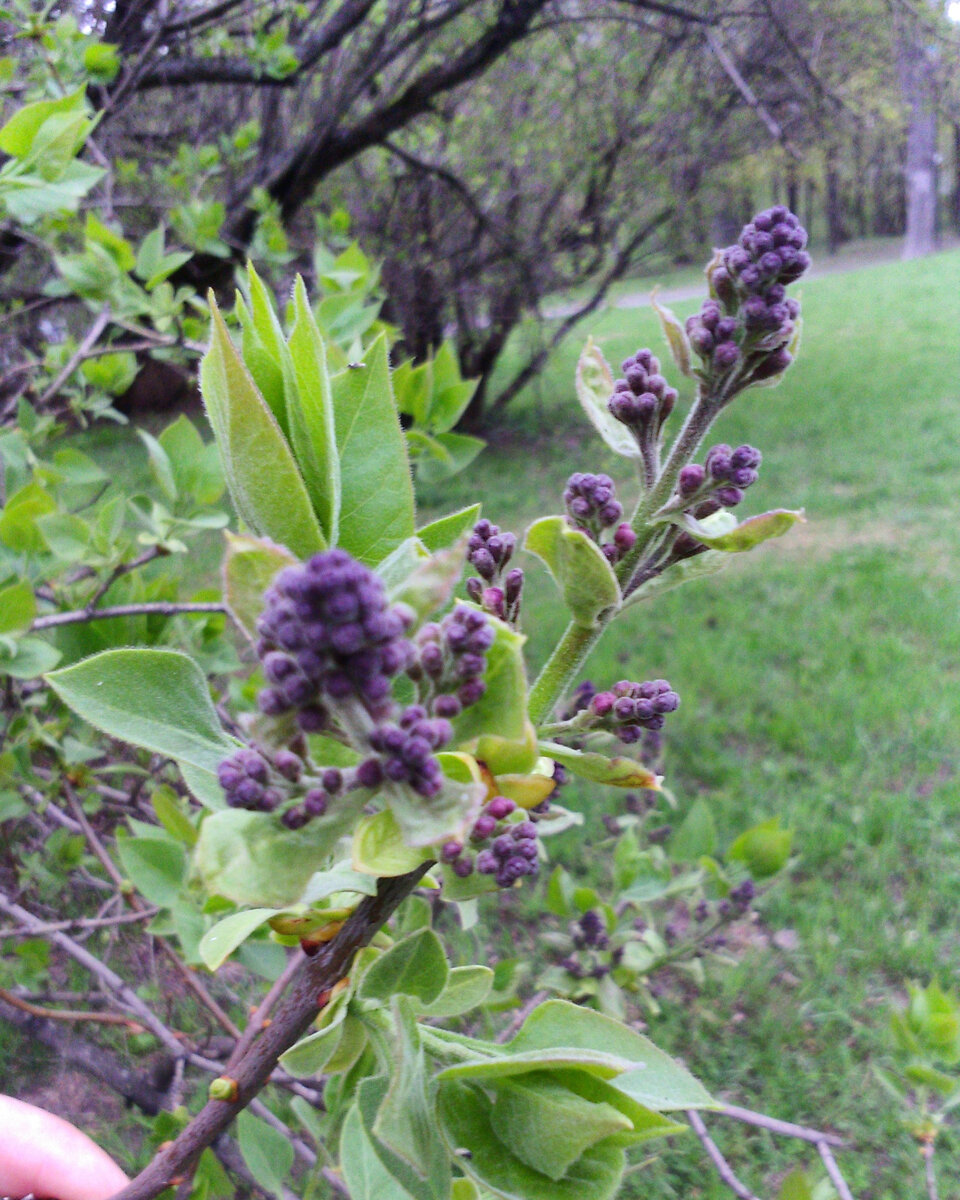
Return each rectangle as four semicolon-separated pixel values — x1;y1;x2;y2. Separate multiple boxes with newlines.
713;342;740;369
440;840;463;863
590;691;616;717
504;567;524;606
472;814;497;840
304;789;328;817
476;850;497;874
752;347;792;380
613;523;636;552
465;577;483;603
469;548;495;581
512;821;537;840
486;796;515;820
715;317;738;340
679;464;705;496
716;486;744;507
432;693;462;718
355;758;384;789
452;856;474;878
599;501;623;528
281;806;309;830
458;679;486;707
731;466;758;488
274;749;302;782
705;444;733;479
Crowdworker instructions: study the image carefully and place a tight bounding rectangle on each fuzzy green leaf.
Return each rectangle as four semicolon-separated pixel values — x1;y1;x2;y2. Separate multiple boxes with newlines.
221;532;296;645
574;338;640;459
524;517;620;628
539;742;659;790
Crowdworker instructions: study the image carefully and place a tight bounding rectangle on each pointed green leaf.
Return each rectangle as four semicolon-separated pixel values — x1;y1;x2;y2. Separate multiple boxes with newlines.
201;298;324;558
418;505;481;553
353;809;425;878
360;929;449;1005
727;818;792;878
437;1079;626;1200
237;1110;294;1200
330;333;415;564
46;649;236;774
539;742;659;790
341;1103;419;1200
413;966;493;1019
0;580;35;635
524;516;620;628
674;508;805;553
575;338;640;459
198;907;279;970
651;291;693;377
116;836;186;908
288;275;341;541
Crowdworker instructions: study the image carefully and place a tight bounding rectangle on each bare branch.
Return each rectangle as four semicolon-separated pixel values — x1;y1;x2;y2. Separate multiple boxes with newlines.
0;986;145;1030
719;1102;845;1148
686;1109;761;1200
703;26;801;159
32;601;226;631
819;1139;857;1200
35;306;112;410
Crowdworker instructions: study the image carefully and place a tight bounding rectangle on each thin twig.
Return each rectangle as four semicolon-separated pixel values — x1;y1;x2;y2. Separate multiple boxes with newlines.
922;1142;938;1200
497;990;548;1043
32;601;226;630
0;986;144;1030
0;907;156;936
35;306;111;409
686;1109;761;1200
63;783;242;1041
86;547;168;610
720;1102;845;1147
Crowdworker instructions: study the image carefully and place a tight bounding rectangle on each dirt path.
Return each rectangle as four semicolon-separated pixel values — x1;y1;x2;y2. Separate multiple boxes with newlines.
543;235;960;319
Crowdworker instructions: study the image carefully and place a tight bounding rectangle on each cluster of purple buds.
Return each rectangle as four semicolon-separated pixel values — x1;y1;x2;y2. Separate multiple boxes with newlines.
278;767;348;830
608;349;679;444
573;909;610;951
563;474;636;565
218;747;283;813
587;678;679;740
440;795;540;889
465;519;523;622
728;879;756;911
255;549;413;728
361;704;452;798
408;604;493;717
218;745;348;830
687;206;809;386
677;443;762;513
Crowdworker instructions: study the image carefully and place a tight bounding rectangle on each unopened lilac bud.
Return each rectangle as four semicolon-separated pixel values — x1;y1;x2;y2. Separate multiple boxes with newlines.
452;856;474;878
472;814;497;840
599;501;623;528
304;789;328;817
281;806;309;830
476;850;497;875
716;486;744;507
465;577;483;603
731;467;758;488
486;796;515;820
440;840;463;863
752;347;792;380
613;523;636;553
274;749;302;782
688;325;714;356
470;548;496;581
731;445;761;470
678;464;705;496
458;679;485;707
321;768;343;793
432;693;461;718
713;342;740;369
297;704;327;732
504;567;524;606
482;587;505;618
355;758;384;788
715;317;738;340
590;690;616;717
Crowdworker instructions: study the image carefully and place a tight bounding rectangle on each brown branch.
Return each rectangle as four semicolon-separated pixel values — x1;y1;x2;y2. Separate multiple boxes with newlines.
0;906;156;937
108;865;430;1200
703;26;801;159
0;987;144;1030
686;1109;761;1200
226;950;304;1071
32;601;226;631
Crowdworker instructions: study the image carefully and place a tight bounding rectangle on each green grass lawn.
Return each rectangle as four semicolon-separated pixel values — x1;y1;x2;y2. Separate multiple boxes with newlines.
420;247;960;1196
67;247;960;1195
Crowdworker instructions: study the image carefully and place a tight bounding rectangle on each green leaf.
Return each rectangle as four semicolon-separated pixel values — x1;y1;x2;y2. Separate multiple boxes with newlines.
36;513;91;562
670;799;717;861
0;89;87;159
620;549;729;610
574;338;639;460
116;836;186;908
288;275;341;542
158;415;224;504
236;1110;294;1200
135;225;164;281
360;929;449;1006
353;809;425;878
280;993;350;1077
539;743;659;790
451;613;528;745
300;863;378;903
197;907;278;970
727;818;792;878
416;432;485;484
413;966;494;1019
151;785;198;847
673;508;805;553
137;429;178;502
779;1169;813;1200
193;797;366;907
651;291;693;377
437;1079;625;1200
0;636;61;679
418;505;481;553
341;1104;419;1200
201;299;325;558
330;333;415;565
357;1075;446;1200
490;1072;631;1180
221;532;296;644
387;768;485;849
374;1000;451;1196
46;649;236;774
387;542;466;624
523;517;620;629
85;213;135;272
83;42;120;81
0;580;35;635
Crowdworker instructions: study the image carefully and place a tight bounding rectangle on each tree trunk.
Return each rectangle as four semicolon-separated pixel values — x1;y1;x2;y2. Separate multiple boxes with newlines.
952;122;960;235
897;9;938;258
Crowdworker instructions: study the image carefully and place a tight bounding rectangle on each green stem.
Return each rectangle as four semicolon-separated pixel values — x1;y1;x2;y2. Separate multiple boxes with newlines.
528;622;603;726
